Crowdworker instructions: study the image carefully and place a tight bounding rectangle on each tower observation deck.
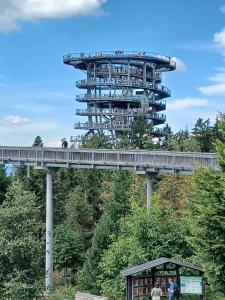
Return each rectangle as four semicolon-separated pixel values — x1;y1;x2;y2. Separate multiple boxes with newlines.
63;50;176;143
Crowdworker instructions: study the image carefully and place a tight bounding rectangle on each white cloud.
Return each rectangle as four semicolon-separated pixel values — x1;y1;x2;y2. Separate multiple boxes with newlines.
198;71;225;95
178;42;216;52
213;27;225;55
3;115;30;125
199;83;225;95
0;121;57;135
221;5;225;14
167;98;209;111
208;70;225;83
0;0;106;31
171;57;187;71
0;115;57;134
44;139;61;147
197;24;225;95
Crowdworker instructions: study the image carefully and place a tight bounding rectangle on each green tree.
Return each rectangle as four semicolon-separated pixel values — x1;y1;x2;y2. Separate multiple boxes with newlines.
160;123;173;149
186;113;225;294
116;133;131;149
65;186;94;246
78;171;134;294
0;180;43;299
165;127;201;152
98;198;192;299
63;169;106;245
0;165;10;204
187;168;225;293
53;168;81;225
215;113;225;170
82;133;112;149
98;235;146;300
33;136;43;147
155;174;192;215
54;224;84;272
130;115;154;149
181;137;201;152
78;213;117;294
192;118;214;152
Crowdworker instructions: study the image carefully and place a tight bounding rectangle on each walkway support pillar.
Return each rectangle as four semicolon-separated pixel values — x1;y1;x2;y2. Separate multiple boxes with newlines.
46;170;53;294
136;171;157;211
27;165;30;178
35;167;53;295
146;176;153;211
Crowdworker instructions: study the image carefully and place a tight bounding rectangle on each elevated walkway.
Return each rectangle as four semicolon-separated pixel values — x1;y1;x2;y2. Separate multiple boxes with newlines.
0;146;218;175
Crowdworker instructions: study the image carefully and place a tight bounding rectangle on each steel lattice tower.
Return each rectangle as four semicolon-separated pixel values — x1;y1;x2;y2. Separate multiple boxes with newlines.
63;50;176;144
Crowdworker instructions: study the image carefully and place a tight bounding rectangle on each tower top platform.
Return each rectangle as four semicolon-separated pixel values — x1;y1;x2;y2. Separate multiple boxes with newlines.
63;50;176;71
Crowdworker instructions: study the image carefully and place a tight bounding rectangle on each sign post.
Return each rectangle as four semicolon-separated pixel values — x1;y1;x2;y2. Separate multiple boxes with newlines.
180;276;203;295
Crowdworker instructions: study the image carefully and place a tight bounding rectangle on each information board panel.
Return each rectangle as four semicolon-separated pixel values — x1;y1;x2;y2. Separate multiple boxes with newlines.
180;276;203;295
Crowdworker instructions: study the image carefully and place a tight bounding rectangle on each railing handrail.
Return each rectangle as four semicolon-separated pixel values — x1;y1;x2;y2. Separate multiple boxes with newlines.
75;108;166;119
0;146;218;174
76;94;166;105
95;67;162;79
76;79;171;95
63;51;176;65
0;146;217;156
74;122;131;129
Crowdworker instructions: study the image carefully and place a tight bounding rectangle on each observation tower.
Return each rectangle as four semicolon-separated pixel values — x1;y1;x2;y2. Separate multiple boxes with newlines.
63;50;176;144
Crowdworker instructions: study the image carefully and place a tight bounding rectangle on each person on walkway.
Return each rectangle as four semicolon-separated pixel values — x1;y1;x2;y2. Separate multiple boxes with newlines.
167;278;179;300
61;138;68;148
151;282;162;300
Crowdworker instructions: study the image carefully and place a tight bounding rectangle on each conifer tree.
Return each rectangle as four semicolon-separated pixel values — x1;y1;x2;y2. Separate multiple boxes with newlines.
0;180;43;299
33;135;43;147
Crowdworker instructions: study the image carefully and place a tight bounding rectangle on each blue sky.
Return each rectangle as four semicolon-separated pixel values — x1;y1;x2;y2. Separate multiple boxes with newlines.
1;0;225;146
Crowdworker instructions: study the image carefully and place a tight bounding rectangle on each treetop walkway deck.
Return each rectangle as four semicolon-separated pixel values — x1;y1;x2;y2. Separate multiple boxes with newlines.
0;146;218;175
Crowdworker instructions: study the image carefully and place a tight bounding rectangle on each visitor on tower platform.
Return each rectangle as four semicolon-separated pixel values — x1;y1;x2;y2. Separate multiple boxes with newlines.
167;278;179;300
151;282;162;300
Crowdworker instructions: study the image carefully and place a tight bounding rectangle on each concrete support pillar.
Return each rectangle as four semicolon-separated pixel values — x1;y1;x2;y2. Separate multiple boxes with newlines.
46;171;53;295
35;167;53;295
27;165;30;178
136;171;156;211
146;176;153;211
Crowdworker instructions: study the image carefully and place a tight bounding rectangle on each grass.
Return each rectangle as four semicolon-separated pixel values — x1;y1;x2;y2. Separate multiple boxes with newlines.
41;285;77;300
179;293;225;300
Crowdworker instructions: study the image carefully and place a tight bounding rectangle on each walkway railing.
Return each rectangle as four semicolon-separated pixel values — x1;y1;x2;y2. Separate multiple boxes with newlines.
76;79;171;97
0;147;218;174
96;67;162;82
76;94;166;109
76;108;166;120
63;51;176;69
74;122;131;131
